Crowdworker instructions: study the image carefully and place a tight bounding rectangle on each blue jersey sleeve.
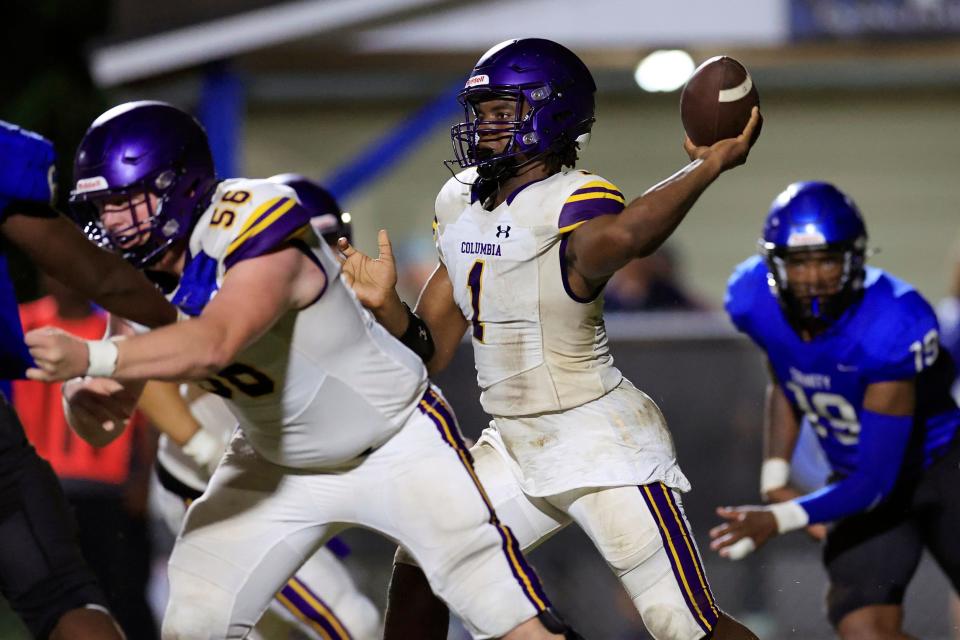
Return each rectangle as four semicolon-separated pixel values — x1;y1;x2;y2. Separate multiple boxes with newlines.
861;289;939;384
797;409;912;524
725;256;766;341
0;121;56;220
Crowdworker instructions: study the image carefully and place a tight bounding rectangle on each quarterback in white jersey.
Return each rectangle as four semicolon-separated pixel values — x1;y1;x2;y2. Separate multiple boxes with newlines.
340;40;760;640
27;101;578;640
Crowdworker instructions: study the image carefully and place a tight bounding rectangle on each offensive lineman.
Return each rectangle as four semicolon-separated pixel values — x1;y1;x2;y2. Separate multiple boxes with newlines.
139;175;378;640
339;38;759;640
26;101;579;639
711;182;960;639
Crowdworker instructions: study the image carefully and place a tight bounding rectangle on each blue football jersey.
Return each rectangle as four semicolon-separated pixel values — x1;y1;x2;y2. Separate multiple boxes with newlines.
0;211;34;380
726;255;960;475
0;122;57;381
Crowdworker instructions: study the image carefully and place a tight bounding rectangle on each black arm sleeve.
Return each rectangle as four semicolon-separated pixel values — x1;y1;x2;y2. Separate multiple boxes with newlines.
399;302;436;364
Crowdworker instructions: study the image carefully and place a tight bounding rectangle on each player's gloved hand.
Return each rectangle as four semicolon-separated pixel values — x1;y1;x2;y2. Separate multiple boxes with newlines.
25;326;93;381
336;228;399;311
683;106;762;173
62;376;136;447
0;121;57;206
709;504;778;560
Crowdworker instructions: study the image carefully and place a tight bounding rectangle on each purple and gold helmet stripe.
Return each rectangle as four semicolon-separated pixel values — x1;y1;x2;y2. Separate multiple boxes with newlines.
276;576;352;640
418;388;550;612
639;483;719;635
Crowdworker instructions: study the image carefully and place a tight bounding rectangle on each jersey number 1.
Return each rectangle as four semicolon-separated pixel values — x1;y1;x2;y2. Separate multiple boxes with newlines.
467;260;485;342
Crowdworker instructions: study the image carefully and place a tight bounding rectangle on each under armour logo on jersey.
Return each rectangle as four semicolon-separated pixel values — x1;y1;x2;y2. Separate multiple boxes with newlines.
496;225;511;238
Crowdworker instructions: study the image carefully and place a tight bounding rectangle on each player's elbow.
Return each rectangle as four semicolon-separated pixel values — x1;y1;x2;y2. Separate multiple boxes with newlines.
851;472;895;513
193;344;235;379
873;470;899;502
184;320;242;378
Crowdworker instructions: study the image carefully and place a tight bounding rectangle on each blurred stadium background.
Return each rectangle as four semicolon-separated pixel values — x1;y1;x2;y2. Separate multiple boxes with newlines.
4;0;960;638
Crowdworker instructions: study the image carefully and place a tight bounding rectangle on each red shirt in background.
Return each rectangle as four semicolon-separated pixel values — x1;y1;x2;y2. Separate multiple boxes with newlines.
13;296;138;485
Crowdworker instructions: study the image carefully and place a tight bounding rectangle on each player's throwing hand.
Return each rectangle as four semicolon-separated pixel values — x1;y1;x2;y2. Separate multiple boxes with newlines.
684;106;762;171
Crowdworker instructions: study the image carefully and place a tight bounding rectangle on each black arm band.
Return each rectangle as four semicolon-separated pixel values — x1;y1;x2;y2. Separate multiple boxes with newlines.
399;302;435;364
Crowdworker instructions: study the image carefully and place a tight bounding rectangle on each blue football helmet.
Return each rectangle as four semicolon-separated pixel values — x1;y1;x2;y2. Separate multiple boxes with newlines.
761;181;868;330
267;173;351;245
69;101;217;267
449;38;596;182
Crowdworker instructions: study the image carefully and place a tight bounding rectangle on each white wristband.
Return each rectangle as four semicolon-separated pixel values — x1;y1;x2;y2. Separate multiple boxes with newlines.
85;340;119;377
769;500;810;534
181;429;223;469
760;457;791;495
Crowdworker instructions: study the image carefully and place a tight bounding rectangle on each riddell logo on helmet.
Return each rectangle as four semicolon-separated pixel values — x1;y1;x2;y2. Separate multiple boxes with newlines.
786;229;827;247
75;176;109;193
465;75;490;88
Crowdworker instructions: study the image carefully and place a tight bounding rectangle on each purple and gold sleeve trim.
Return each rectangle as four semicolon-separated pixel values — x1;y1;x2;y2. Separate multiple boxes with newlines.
223;197;312;269
558;180;625;233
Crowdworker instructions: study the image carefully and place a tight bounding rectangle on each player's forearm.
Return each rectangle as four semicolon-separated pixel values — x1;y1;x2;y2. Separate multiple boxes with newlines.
424;330;462;376
571;155;724;279
83;257;177;328
113;319;237;381
139;381;202;446
372;288;411;338
764;383;800;458
8;212;177;328
619;155;723;254
761;382;800;499
782;409;912;529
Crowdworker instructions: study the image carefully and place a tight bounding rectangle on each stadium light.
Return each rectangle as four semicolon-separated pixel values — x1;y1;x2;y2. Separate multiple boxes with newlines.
634;50;695;93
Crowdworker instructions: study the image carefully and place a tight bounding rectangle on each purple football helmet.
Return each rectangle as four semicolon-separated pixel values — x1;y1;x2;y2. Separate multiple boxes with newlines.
450;38;596;181
267;173;351;245
69;101;217;267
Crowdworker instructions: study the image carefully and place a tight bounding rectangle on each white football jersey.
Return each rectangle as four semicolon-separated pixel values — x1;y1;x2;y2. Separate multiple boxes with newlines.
437;169;690;497
169;178;428;469
434;168;624;417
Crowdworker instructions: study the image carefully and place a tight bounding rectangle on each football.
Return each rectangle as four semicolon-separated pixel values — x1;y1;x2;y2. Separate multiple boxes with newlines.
680;56;760;147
